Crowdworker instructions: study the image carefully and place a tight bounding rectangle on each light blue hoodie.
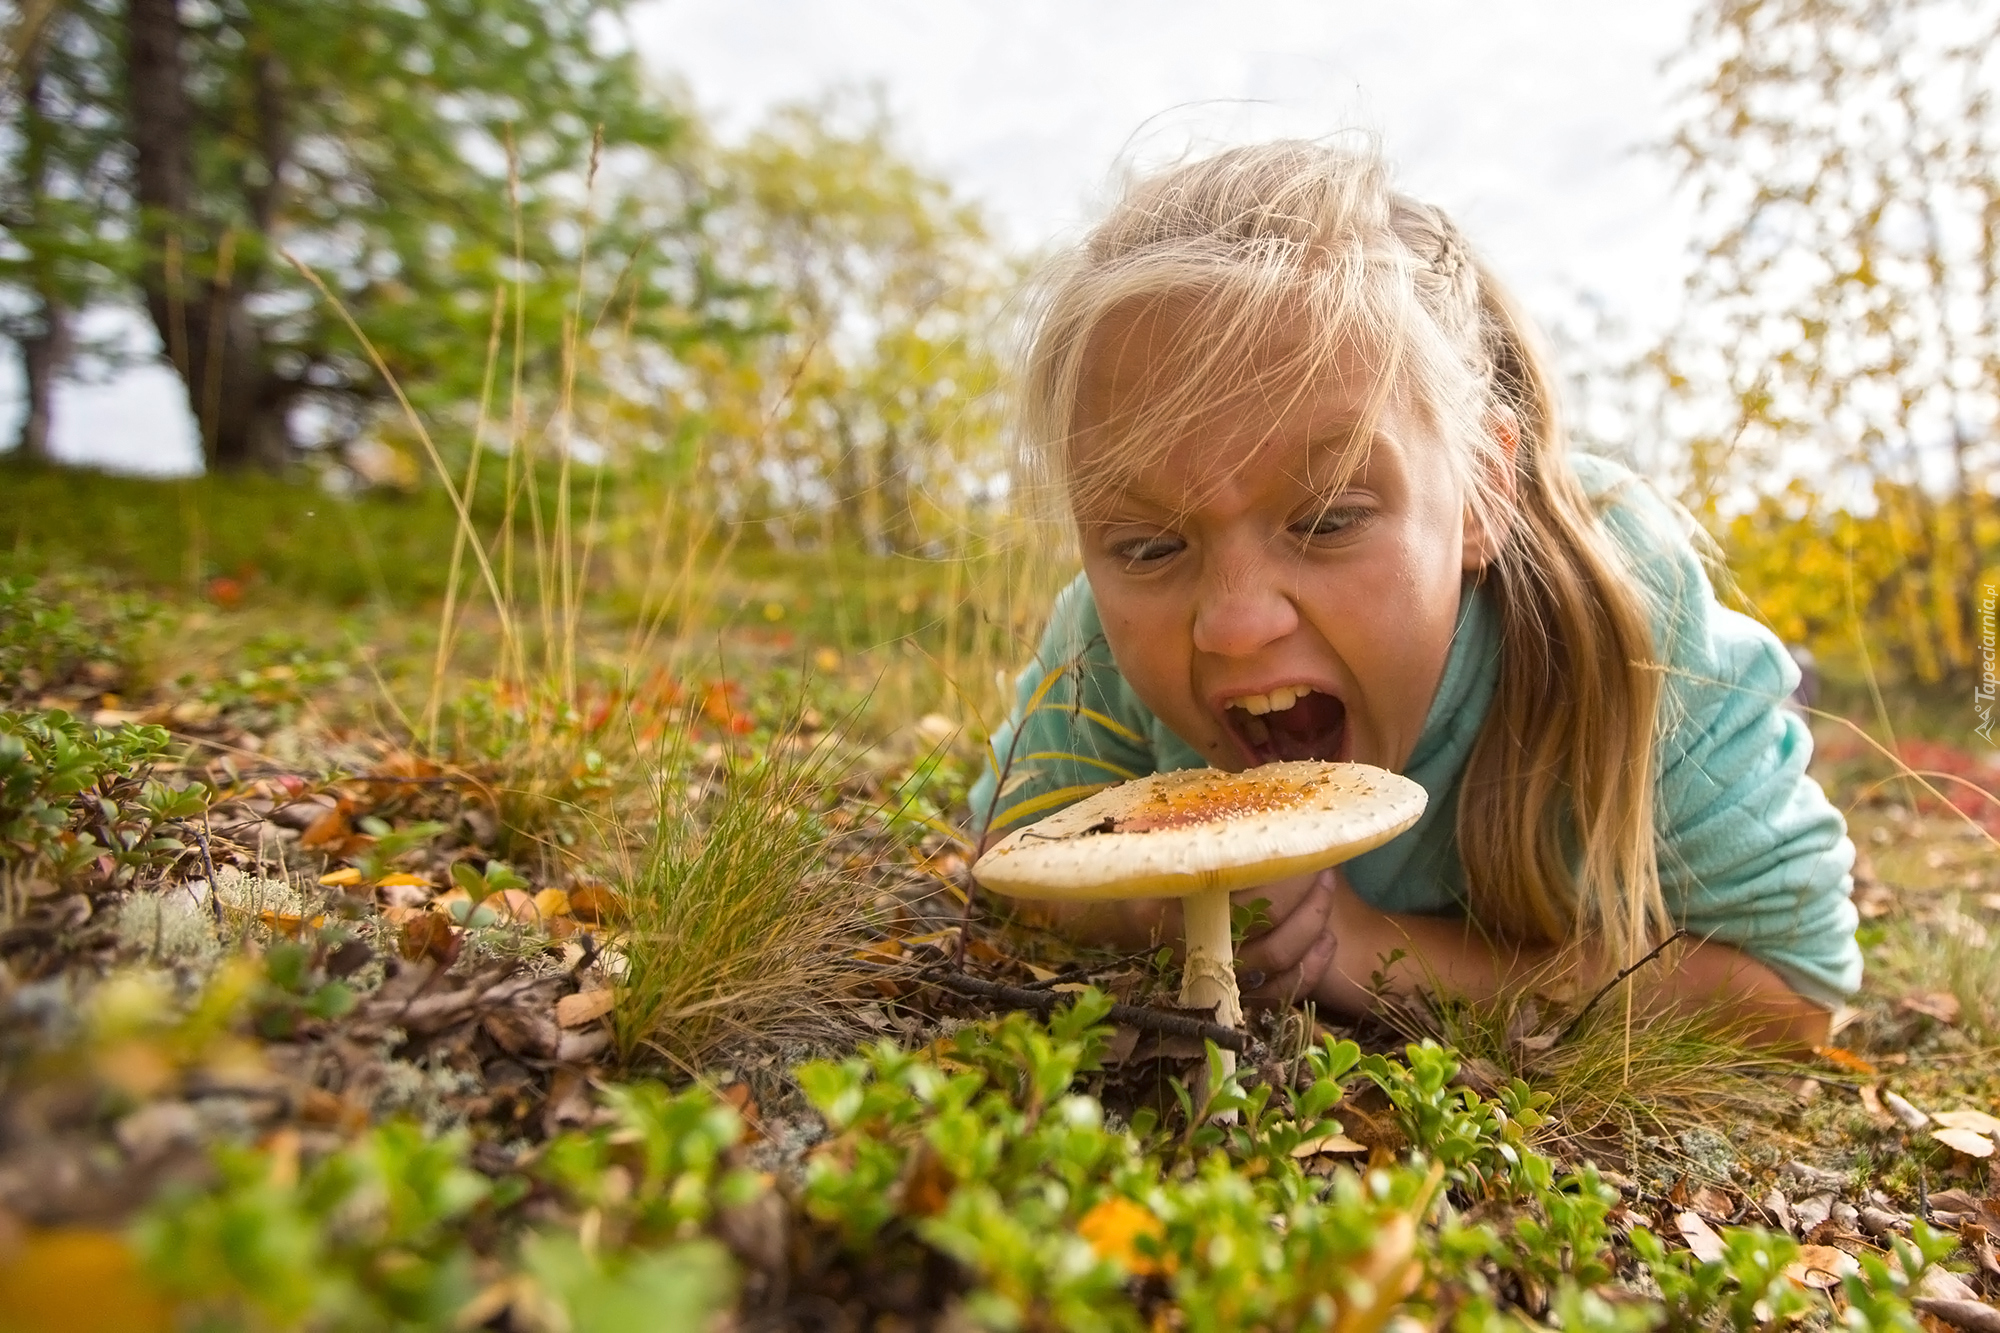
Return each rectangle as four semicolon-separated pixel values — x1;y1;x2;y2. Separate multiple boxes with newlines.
969;454;1862;1007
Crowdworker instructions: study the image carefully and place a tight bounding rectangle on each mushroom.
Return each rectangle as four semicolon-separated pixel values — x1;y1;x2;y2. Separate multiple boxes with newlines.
973;760;1426;1077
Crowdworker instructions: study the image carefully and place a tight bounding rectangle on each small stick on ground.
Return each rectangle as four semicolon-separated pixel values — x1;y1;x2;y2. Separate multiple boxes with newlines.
190;818;226;926
922;967;1249;1053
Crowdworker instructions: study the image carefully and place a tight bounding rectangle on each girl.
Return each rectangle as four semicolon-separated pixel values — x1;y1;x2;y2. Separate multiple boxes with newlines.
970;140;1859;1049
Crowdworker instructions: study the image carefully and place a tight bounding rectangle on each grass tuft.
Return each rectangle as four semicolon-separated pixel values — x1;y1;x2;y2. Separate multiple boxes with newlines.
609;720;878;1072
1379;973;1783;1156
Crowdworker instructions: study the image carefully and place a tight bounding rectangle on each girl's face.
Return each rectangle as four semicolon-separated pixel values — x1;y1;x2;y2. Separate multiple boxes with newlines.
1072;312;1500;776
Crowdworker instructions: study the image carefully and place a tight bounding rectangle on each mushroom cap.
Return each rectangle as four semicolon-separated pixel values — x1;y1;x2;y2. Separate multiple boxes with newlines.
973;760;1426;901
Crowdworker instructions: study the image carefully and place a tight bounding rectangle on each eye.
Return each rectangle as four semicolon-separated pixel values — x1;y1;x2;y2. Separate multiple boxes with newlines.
1291;503;1370;542
1109;533;1185;568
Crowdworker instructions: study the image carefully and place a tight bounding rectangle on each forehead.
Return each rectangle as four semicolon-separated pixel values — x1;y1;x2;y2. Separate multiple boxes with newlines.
1072;298;1394;498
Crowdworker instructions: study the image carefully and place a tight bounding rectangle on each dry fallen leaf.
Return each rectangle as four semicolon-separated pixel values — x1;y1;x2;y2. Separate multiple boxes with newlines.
299;802;353;850
1792;1192;1835;1234
1921;1267;1983;1303
1762;1188;1794;1233
1343;1209;1425;1333
1912;1298;2000;1333
555;1028;610;1063
1786;1243;1860;1290
1814;1045;1880;1076
532;887;571;919
720;1082;762;1141
376;879;430;910
567;883;627;925
1925;1189;1984;1220
556;989;616;1028
483;1007;560;1059
1900;992;1964;1024
1678;1211;1727;1263
899;1142;956;1218
1934;1127;1998;1158
1934;1110;2000;1136
299;1087;369;1134
397;913;459;965
317;866;364;888
1690;1186;1736;1223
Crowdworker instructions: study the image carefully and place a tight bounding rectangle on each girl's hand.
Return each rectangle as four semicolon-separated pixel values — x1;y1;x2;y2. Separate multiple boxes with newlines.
1232;868;1341;1006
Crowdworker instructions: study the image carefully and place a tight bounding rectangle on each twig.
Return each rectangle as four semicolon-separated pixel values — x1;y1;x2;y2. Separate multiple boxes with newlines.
191;818;226;925
921;967;1249;1053
1558;929;1690;1044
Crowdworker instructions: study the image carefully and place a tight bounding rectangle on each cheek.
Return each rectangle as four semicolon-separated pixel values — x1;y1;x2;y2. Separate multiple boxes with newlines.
1088;574;1183;673
1083;567;1205;722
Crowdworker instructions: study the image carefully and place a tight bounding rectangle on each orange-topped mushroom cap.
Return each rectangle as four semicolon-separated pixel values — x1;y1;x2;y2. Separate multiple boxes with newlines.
973;761;1425;901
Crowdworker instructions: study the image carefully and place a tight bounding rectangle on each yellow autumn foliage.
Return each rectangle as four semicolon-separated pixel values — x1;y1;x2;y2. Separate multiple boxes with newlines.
1715;481;2000;688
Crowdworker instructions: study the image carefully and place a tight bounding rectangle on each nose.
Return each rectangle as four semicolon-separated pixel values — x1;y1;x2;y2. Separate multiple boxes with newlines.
1190;557;1298;659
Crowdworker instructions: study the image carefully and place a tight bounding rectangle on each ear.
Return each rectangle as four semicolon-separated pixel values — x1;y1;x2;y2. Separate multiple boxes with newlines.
1460;410;1520;572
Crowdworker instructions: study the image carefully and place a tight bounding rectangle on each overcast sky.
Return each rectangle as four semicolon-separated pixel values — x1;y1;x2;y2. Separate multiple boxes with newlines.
7;0;1699;475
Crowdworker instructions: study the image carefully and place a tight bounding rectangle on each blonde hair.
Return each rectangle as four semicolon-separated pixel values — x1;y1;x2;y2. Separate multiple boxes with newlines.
1021;139;1670;970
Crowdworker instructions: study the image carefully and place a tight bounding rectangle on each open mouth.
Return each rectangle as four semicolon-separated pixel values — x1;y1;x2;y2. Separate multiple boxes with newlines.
1224;686;1348;765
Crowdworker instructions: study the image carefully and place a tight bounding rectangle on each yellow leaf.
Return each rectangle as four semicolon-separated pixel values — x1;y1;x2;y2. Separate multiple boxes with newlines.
1291;1132;1368;1157
257;910;327;939
1078;1196;1172;1276
317;866;364;887
373;871;432;890
556;990;616;1028
0;1228;170;1333
93;1039;175;1097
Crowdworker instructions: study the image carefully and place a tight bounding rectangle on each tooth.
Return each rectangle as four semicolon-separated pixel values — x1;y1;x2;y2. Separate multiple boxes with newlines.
1242;714;1271;744
1239;694;1271;715
1268;686;1298;711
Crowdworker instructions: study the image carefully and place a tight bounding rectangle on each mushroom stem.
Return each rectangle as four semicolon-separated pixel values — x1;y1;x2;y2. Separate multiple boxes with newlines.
1179;883;1243;1084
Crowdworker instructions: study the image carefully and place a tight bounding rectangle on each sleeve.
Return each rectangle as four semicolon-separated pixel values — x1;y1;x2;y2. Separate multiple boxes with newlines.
1598;484;1862;1009
968;575;1161;841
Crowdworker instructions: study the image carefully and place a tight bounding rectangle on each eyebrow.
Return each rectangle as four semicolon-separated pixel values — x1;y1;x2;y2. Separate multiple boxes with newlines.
1080;417;1383;514
1291;427;1380;490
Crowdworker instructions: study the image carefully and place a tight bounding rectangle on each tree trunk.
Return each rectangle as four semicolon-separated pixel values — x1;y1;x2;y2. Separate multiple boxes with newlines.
877;419;912;554
13;48;64;463
124;0;290;471
833;407;869;547
15;298;67;463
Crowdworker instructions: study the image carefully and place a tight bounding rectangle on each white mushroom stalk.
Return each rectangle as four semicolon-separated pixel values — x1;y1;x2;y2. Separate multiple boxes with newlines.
973;761;1427;1085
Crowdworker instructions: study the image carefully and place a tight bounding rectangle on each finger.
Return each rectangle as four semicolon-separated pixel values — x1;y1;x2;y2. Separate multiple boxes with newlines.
1245;929;1338;1008
1237;874;1335;976
1232;868;1324;927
